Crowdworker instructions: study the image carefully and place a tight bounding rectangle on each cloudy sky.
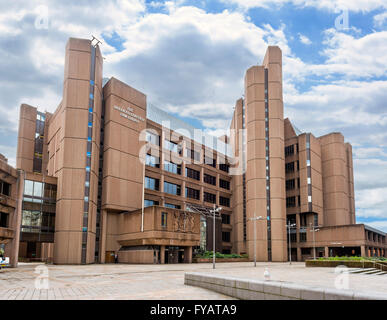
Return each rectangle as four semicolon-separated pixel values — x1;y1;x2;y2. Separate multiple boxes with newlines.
0;0;386;231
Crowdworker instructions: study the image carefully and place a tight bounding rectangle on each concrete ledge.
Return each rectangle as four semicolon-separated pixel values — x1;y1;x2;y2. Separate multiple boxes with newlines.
184;272;387;300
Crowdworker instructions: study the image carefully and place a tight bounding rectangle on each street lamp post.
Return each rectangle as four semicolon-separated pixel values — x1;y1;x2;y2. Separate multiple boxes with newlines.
249;213;263;267
286;222;296;264
212;204;222;269
310;223;320;260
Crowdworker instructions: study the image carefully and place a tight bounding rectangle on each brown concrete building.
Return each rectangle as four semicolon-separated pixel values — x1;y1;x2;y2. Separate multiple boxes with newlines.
0;154;23;267
8;37;386;265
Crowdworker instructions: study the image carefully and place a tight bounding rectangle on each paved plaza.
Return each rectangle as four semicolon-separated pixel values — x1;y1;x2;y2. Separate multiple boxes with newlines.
0;262;386;300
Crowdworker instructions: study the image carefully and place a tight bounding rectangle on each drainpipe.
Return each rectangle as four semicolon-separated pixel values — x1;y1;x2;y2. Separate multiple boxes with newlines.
141;160;145;232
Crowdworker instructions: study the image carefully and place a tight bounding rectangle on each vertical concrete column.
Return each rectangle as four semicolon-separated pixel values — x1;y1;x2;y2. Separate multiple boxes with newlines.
100;209;108;263
361;245;366;257
16;105;37;172
184;246;192;263
160;245;165;264
263;46;286;262
53;38;103;264
324;246;329;258
229;98;246;254
297;247;301;261
10;170;24;267
319;133;350;227
345;143;356;224
245;65;267;261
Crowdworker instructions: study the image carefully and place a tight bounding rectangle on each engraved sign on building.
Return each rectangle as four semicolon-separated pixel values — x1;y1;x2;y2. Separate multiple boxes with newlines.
114;105;145;123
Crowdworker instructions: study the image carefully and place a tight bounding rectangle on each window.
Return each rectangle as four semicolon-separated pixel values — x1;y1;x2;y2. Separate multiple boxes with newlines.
204;192;216;204
165;203;181;209
219;179;230;190
146;154;160;168
300;233;307;242
285;162;294;173
313;214;318;227
286;196;296;208
186;167;200;181
164;161;181;175
164;139;181;154
0;212;8;228
144;199;159;207
164;182;181;196
204;174;216;186
285;145;294;157
219;196;230;207
185;187;200;200
297;160;300;171
21;210;41;232
222;232;231;242
286;179;295;190
185;147;201;162
204;155;216;168
146;130;160;146
219;163;230;173
0;181;11;196
161;212;167;228
222;214;230;225
145;176;159;191
24;180;34;196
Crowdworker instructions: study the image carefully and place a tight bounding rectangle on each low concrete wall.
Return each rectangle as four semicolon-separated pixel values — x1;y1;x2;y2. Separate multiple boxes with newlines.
184;272;387;300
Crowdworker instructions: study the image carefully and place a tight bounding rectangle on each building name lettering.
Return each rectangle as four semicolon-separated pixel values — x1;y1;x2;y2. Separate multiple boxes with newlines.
113;105;145;123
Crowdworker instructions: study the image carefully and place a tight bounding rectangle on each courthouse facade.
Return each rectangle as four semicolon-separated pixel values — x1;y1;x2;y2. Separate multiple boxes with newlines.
3;37;385;265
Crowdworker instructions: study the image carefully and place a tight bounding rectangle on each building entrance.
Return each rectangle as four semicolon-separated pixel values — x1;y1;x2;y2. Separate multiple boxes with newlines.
164;246;185;264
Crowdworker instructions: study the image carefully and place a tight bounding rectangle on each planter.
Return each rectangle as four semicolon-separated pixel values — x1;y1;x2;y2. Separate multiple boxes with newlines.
193;257;250;263
306;260;375;269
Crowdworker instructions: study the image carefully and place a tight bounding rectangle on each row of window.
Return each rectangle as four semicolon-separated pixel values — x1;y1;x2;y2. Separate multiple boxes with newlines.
144;177;231;206
145;141;230;172
285;178;301;191
33;112;46;173
285;161;300;173
23;180;57;202
21;210;55;233
146;155;230;190
284;143;299;157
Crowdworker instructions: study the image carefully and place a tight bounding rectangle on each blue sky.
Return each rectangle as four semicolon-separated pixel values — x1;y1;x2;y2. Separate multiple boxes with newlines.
0;0;386;231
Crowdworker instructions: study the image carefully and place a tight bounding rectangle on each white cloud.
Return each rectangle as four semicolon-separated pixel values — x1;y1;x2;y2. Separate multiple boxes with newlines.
374;10;387;27
298;33;312;45
363;220;387;232
356;187;387;219
220;0;387;12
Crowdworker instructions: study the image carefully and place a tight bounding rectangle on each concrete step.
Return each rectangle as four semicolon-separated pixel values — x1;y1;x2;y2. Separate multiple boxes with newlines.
363;269;384;275
349;268;376;274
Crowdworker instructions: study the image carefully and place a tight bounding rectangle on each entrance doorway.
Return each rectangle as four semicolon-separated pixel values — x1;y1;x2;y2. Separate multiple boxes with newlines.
164;246;185;264
27;242;37;260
